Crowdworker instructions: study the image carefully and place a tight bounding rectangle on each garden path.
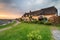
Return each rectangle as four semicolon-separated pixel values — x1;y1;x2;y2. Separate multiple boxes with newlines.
51;27;60;40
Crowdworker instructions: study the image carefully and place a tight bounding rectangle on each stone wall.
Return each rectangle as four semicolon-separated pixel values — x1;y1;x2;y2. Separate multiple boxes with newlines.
49;16;60;24
57;16;60;23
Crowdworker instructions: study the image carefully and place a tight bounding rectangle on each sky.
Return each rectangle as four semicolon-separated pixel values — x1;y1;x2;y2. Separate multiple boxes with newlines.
0;0;60;19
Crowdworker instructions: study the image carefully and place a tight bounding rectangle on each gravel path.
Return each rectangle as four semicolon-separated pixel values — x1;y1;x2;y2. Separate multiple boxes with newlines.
0;21;20;32
52;30;60;40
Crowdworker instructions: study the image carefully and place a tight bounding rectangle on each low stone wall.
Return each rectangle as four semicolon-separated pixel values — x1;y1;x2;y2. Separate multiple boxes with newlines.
49;16;60;24
57;16;60;23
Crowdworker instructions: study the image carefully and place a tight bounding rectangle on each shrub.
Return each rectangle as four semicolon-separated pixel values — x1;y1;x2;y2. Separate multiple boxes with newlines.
37;21;44;24
31;19;38;24
44;21;52;25
38;17;48;24
38;17;52;25
22;17;52;25
27;30;42;40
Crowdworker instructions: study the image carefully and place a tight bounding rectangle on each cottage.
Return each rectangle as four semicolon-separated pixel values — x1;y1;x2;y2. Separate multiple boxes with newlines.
22;6;58;21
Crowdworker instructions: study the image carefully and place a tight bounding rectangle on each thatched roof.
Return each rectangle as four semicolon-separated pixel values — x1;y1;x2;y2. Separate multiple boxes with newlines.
23;6;58;17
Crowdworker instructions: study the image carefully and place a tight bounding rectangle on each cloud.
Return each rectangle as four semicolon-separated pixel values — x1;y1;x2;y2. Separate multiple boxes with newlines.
0;0;60;16
19;0;60;14
0;0;22;19
19;0;56;12
17;0;60;16
0;0;12;4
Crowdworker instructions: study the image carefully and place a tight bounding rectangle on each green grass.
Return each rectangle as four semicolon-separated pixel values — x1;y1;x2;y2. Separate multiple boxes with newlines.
0;21;16;29
56;24;60;30
0;22;52;40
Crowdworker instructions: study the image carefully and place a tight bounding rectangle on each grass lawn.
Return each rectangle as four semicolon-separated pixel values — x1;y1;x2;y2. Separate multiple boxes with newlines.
0;23;53;40
0;21;16;29
56;24;60;30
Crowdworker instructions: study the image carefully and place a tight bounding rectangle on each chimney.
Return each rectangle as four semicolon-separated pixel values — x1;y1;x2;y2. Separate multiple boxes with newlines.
30;10;31;13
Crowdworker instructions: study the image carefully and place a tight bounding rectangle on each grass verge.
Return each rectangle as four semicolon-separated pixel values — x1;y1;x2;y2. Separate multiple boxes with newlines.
0;23;52;40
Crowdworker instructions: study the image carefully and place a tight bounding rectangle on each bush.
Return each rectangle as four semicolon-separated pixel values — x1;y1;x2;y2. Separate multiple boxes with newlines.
37;21;44;24
38;17;47;24
38;17;52;25
44;21;52;25
27;30;42;40
23;19;38;24
31;19;38;24
22;17;52;25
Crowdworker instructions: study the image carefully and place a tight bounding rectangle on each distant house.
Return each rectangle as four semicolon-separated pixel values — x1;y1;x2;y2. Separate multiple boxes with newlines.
22;6;58;21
